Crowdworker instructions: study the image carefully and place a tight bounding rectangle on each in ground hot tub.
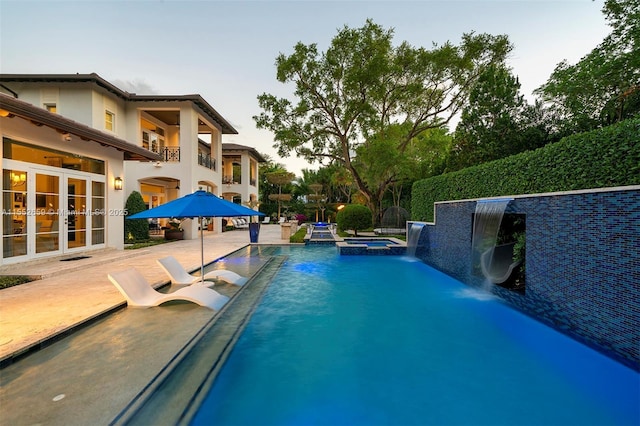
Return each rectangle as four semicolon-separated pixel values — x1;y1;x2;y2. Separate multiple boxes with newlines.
336;237;406;255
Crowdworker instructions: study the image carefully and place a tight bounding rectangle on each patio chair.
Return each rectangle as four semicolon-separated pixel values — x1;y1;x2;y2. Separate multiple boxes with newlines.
262;216;271;224
157;256;248;286
107;268;229;310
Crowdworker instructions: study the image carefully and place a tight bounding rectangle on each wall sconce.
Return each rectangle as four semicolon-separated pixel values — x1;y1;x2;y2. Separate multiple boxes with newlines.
114;177;123;190
62;132;72;142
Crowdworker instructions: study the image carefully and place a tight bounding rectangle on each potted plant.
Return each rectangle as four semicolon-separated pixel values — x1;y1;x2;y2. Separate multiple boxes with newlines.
164;218;185;240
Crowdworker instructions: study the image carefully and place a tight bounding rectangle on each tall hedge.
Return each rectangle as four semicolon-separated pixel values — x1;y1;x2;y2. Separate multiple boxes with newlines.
412;118;640;222
124;191;149;241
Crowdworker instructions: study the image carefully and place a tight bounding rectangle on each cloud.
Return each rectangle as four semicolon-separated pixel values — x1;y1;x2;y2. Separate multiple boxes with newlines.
111;79;158;95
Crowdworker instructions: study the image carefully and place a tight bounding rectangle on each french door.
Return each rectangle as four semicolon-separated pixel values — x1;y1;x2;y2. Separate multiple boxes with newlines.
2;165;105;262
33;171;90;255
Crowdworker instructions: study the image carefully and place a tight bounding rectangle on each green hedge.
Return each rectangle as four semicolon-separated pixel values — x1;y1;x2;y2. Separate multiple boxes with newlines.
412;118;640;222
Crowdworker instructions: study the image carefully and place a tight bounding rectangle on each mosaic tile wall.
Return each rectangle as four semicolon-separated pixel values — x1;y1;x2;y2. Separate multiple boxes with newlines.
412;187;640;371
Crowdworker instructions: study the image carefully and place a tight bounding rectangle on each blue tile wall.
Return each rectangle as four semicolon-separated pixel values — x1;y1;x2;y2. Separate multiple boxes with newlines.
413;188;640;371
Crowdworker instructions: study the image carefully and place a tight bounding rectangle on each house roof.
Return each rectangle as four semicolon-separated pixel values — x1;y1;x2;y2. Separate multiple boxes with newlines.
222;143;267;163
0;93;162;161
0;73;238;134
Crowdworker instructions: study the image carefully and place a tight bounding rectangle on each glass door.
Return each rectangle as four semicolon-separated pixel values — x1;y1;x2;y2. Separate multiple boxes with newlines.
34;172;62;255
33;172;62;254
33;172;89;255
65;176;87;251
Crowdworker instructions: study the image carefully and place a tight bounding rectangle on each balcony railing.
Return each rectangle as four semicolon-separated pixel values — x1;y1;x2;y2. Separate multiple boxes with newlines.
162;147;180;162
198;153;216;170
223;175;241;185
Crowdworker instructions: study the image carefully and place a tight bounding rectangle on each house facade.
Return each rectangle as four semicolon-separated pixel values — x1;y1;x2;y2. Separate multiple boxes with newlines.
221;143;265;209
0;73;263;265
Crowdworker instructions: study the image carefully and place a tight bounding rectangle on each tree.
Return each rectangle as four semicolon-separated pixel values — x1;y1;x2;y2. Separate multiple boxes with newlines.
124;191;148;242
336;204;372;237
447;64;562;171
535;0;640;133
255;20;511;223
258;155;292;218
330;165;356;204
266;171;295;220
307;183;326;222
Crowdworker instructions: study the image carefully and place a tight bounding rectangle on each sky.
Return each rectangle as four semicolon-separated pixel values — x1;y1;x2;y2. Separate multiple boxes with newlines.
0;0;611;177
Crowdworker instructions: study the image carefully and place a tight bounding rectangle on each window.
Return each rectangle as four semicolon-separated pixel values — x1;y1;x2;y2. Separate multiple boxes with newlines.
41;88;58;114
141;128;165;154
105;110;115;131
91;181;105;245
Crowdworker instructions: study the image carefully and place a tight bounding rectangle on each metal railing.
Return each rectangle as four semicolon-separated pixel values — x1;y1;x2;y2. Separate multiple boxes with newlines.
162;147;180;162
198;153;216;170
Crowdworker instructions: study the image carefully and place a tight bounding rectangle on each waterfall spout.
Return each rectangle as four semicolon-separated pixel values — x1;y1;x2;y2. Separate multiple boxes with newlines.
407;222;425;258
471;199;512;288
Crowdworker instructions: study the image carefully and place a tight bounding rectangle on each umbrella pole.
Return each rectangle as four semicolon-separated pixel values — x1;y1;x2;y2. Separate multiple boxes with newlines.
200;216;205;284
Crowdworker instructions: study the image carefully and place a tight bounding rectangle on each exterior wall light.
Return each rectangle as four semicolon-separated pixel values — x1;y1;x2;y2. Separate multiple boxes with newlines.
114;177;123;190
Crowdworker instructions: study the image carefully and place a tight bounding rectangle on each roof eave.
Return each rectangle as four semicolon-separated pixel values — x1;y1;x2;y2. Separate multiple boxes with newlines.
0;94;161;161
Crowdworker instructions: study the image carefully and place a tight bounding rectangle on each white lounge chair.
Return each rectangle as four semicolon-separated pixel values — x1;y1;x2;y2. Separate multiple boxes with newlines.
262;216;271;224
157;256;248;286
107;268;229;310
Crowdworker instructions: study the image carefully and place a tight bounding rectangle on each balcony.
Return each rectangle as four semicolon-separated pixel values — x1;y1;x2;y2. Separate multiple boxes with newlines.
161;147;180;162
198;153;216;170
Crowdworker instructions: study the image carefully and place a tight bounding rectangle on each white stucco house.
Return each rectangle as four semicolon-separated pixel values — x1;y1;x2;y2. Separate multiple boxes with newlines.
0;73;265;265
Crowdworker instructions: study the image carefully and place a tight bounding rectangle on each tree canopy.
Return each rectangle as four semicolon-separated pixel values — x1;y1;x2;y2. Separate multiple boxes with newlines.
535;0;640;132
254;19;511;223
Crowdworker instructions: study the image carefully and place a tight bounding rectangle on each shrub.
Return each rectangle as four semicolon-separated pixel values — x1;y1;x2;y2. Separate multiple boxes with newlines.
0;275;33;289
124;191;149;242
336;204;372;236
413;118;640;222
290;227;307;243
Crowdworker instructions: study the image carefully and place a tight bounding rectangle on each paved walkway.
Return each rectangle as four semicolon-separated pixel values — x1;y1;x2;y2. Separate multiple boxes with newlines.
0;225;289;362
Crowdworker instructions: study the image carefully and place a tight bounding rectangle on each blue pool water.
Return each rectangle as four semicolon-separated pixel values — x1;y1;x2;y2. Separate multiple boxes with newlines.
191;245;639;426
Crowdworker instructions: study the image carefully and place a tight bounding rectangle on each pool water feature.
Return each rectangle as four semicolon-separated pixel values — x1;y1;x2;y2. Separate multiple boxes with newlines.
305;222;337;244
344;238;398;246
336;237;406;255
189;245;639;426
407;221;425;257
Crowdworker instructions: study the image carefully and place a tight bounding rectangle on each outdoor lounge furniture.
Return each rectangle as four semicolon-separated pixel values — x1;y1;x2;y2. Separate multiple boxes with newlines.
157;256;249;286
231;218;250;229
262;216;271;224
107;268;229;310
480;242;523;284
374;227;406;235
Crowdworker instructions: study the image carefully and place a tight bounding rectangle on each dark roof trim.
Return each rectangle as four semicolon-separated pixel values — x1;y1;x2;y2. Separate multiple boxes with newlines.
0;73;238;134
0;93;161;161
222;143;267;163
130;94;238;135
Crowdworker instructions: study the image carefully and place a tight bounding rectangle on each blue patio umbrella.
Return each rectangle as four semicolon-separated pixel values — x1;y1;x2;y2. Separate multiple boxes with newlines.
127;190;264;283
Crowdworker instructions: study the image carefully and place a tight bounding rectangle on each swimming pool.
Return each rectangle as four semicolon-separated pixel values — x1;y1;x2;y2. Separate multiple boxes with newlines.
188;245;639;425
